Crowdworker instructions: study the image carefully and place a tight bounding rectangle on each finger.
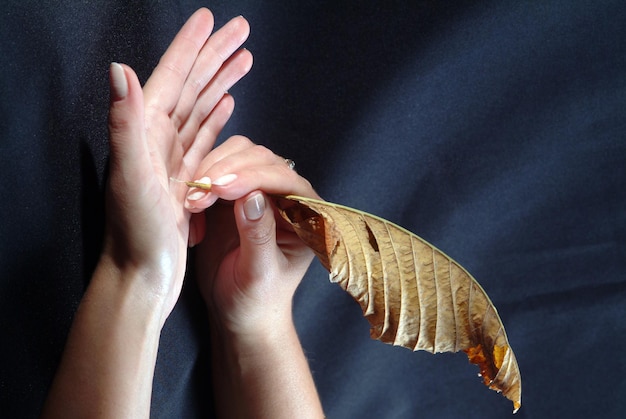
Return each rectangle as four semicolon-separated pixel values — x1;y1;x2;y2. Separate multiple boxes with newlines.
108;63;153;197
182;135;254;213
143;8;215;113
173;16;250;138
232;192;281;285
187;160;318;211
183;94;235;169
211;163;318;201
184;141;283;210
188;212;206;247
192;135;256;178
178;48;253;149
205;142;283;178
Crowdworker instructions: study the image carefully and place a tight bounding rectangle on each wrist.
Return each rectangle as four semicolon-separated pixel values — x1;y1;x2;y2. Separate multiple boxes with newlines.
209;305;324;419
43;252;168;418
212;313;297;352
206;296;296;348
100;222;185;316
93;252;172;328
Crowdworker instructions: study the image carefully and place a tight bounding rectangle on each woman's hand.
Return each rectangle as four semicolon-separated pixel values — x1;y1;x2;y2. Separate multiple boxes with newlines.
186;136;319;334
186;136;325;418
104;9;252;322
42;10;252;418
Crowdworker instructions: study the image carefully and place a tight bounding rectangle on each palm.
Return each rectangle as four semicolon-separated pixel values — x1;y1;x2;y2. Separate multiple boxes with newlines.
106;9;252;315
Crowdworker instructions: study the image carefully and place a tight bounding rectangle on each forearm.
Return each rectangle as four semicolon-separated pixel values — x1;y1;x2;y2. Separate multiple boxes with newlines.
42;256;166;419
211;316;325;419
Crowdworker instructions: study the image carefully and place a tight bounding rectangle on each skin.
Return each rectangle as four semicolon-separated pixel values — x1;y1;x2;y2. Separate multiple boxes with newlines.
185;137;324;418
41;8;323;418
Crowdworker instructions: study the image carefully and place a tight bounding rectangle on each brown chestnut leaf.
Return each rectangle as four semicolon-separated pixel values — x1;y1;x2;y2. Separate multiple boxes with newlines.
275;195;521;413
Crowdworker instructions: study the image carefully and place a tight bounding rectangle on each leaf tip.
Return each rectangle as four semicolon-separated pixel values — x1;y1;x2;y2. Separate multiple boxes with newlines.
464;343;521;413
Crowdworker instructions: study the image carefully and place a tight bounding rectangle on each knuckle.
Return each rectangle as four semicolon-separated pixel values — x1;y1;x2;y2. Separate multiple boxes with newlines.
247;226;274;247
246;217;276;247
301;177;314;191
251;144;274;161
229;134;253;148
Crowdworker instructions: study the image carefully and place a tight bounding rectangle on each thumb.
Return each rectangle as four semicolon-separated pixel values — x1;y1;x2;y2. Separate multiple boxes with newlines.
107;62;148;190
233;192;279;282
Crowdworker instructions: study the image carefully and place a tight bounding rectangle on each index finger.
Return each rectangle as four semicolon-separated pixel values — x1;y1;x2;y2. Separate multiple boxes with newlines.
143;8;215;112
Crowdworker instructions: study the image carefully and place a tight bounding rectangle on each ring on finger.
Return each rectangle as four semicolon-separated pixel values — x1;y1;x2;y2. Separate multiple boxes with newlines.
284;158;296;170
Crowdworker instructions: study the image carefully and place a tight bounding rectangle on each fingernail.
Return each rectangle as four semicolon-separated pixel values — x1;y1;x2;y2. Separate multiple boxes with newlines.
243;193;265;221
185;176;211;202
212;173;237;187
110;62;128;100
187;190;207;201
190;176;212;189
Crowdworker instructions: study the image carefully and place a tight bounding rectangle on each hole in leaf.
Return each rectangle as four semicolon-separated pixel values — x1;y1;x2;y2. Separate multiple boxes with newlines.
364;221;379;252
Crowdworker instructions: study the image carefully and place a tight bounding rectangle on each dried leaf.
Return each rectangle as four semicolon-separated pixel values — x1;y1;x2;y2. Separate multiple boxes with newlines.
275;195;521;412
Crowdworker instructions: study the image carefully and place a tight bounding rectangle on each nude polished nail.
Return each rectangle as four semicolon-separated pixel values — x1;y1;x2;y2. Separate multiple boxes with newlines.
243;193;265;221
109;62;128;100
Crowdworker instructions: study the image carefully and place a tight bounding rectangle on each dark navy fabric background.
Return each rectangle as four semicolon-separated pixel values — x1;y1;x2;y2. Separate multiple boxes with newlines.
1;1;625;418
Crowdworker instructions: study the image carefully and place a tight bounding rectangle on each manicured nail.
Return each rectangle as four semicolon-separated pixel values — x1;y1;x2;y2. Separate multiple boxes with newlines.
190;176;211;189
186;177;212;202
212;173;237;187
110;62;128;100
243;193;265;221
187;190;207;201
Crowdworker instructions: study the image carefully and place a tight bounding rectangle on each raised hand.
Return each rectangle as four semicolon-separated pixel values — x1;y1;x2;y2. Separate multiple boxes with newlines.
42;9;252;418
105;9;252;319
